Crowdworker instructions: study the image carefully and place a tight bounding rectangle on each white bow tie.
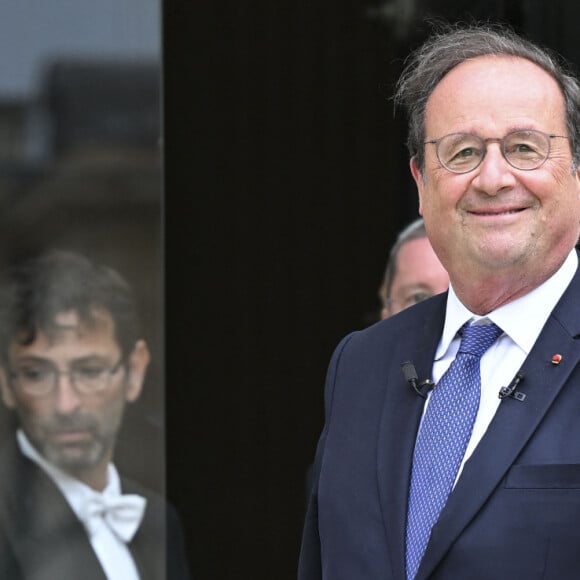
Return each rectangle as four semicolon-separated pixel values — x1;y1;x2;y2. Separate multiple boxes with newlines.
82;494;146;543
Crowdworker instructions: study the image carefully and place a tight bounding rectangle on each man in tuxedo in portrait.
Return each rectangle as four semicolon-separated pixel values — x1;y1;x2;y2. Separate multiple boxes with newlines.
300;22;580;580
0;250;190;579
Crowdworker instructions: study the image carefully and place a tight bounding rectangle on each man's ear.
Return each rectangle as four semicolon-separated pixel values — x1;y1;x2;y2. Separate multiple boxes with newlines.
125;340;150;403
410;157;425;216
0;366;16;410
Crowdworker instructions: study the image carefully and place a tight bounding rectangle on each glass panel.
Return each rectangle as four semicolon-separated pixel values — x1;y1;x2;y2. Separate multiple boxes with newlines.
0;2;186;579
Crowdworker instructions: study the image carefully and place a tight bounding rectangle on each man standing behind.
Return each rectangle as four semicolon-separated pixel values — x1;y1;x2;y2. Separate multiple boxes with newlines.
378;218;449;319
300;23;580;579
0;250;190;579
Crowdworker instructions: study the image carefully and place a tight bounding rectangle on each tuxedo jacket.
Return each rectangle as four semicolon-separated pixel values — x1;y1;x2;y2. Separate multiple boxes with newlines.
299;260;580;580
0;437;191;580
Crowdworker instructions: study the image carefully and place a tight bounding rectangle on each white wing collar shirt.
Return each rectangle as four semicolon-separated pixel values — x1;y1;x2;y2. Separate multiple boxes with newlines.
17;429;146;580
432;248;578;481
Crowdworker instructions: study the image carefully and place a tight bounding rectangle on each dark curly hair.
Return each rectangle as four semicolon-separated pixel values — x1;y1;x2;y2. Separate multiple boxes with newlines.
0;250;140;363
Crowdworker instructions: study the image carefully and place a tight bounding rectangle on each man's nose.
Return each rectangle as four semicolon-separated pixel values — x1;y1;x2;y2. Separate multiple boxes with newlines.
471;143;517;195
53;373;82;414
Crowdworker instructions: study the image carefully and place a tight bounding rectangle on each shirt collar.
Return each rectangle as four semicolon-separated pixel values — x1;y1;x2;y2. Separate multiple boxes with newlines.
436;249;578;359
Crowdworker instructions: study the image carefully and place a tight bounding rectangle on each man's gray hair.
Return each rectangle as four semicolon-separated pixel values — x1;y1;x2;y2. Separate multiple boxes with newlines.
393;22;580;174
379;218;427;305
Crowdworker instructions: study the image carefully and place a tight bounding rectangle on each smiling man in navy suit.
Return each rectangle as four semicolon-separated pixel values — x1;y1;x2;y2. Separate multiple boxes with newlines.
299;23;580;580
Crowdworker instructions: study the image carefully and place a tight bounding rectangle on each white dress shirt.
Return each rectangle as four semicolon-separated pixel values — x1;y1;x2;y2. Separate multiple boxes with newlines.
17;430;143;580
429;249;578;482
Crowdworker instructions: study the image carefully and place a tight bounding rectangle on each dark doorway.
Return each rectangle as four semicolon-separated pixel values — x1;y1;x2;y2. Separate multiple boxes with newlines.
164;2;580;578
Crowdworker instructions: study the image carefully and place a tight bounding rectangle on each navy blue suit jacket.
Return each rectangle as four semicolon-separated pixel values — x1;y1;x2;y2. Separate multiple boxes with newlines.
299;260;580;579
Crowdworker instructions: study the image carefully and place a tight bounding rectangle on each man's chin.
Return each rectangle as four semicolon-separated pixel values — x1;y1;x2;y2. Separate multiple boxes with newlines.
43;442;104;473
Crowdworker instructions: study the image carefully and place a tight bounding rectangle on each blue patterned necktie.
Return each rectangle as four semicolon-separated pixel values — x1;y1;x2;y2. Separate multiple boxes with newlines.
405;322;503;580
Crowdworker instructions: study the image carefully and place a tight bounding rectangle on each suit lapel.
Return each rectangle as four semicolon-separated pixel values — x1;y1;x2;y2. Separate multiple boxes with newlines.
122;478;165;580
0;439;107;580
417;266;580;580
377;295;447;580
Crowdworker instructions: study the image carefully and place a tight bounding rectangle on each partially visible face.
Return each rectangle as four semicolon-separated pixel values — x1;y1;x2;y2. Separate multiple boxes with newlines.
0;310;148;485
383;237;449;318
411;56;580;283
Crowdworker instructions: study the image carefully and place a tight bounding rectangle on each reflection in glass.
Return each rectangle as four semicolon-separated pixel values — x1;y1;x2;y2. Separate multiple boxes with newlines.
0;2;190;578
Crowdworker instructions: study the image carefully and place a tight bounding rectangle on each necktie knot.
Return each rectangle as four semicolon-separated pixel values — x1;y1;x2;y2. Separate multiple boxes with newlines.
82;493;146;543
457;322;502;357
